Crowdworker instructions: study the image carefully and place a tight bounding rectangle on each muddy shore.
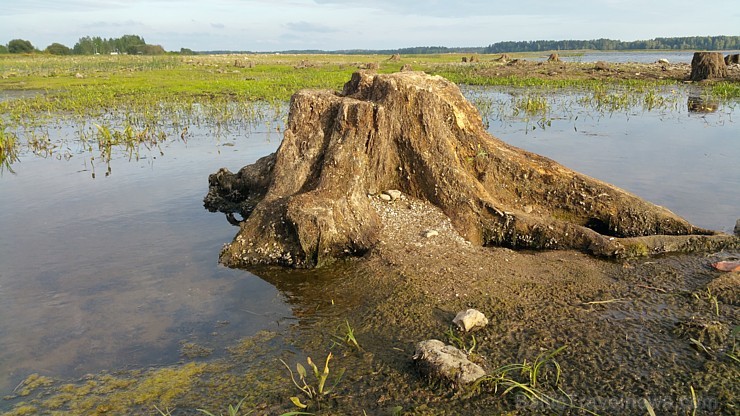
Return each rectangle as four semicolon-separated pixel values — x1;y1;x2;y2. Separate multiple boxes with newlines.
449;56;740;84
248;194;738;415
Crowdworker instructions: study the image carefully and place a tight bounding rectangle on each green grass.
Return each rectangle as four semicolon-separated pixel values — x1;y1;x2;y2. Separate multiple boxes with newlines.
467;346;600;415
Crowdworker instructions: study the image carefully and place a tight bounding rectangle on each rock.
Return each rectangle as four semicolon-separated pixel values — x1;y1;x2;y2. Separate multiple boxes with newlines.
594;61;609;71
379;193;392;201
452;309;489;332
204;71;738;269
657;58;670;64
413;339;486;386
384;189;402;200
424;229;439;238
711;260;740;272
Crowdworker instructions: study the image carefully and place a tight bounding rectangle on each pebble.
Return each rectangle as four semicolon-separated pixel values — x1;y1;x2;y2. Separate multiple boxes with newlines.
379;193;392;201
424;229;439;238
384;189;402;200
453;309;489;332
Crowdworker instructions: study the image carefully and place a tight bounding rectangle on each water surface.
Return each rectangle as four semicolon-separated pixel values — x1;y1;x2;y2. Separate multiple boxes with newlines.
0;125;291;394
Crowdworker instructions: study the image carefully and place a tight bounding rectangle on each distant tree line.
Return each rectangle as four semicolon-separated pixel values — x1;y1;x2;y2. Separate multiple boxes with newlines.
0;34;185;55
483;36;740;53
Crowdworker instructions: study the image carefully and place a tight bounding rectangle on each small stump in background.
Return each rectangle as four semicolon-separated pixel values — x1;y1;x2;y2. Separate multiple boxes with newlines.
690;52;727;81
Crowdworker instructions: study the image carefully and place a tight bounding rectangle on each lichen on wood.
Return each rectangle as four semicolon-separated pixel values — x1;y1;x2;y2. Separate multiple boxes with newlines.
205;71;739;268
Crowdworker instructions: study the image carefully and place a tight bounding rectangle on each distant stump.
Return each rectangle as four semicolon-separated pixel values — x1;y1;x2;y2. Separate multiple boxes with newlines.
690;52;727;81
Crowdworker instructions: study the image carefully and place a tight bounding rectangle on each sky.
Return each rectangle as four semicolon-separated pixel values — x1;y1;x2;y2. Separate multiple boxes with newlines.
1;0;739;52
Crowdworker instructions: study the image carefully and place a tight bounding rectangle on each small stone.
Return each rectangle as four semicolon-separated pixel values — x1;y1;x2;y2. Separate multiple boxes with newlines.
453;309;489;332
523;205;533;214
384;189;402;200
379;193;392;201
413;339;486;386
424;229;439;238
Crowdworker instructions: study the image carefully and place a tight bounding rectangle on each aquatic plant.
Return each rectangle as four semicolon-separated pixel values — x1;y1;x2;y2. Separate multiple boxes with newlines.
332;320;362;351
445;326;477;355
0;119;19;173
280;352;345;410
468;346;599;415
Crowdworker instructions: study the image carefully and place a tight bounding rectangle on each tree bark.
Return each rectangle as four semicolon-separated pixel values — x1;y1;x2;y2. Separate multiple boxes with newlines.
690;52;727;81
205;71;738;268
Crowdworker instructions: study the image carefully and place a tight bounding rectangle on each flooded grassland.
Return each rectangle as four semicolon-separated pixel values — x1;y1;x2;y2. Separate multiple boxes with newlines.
0;54;738;415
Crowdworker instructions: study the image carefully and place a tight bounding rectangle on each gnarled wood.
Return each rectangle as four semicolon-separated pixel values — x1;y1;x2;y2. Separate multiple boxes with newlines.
205;71;738;268
690;52;727;81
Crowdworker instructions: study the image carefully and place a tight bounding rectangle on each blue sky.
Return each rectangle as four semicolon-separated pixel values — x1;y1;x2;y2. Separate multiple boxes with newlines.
1;0;738;52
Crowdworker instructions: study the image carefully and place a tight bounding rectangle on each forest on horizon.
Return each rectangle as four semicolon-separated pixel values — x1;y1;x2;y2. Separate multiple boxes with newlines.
1;34;738;55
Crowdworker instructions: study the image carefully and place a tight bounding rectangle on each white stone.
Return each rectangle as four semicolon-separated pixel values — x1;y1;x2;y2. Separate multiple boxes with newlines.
379;193;392;201
424;229;439;238
413;339;485;385
453;309;489;332
384;189;402;200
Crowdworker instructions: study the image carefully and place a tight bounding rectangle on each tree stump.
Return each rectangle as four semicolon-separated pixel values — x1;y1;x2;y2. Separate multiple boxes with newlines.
205;71;738;268
548;53;561;62
690;52;727;81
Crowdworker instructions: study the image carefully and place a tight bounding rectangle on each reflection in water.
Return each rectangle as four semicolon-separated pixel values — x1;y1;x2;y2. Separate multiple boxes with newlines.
0;126;291;395
687;95;719;113
463;84;739;234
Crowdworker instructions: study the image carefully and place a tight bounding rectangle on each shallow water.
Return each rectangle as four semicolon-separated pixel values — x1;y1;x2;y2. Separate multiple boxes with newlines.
0;125;291;394
0;84;738;403
466;85;740;234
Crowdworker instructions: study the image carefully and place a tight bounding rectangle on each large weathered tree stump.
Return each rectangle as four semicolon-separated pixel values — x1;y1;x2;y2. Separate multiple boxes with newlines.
690;52;727;81
205;71;738;268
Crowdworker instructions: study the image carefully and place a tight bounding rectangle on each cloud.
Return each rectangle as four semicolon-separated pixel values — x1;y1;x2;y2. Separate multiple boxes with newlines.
211;23;225;29
284;21;338;33
3;0;124;15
